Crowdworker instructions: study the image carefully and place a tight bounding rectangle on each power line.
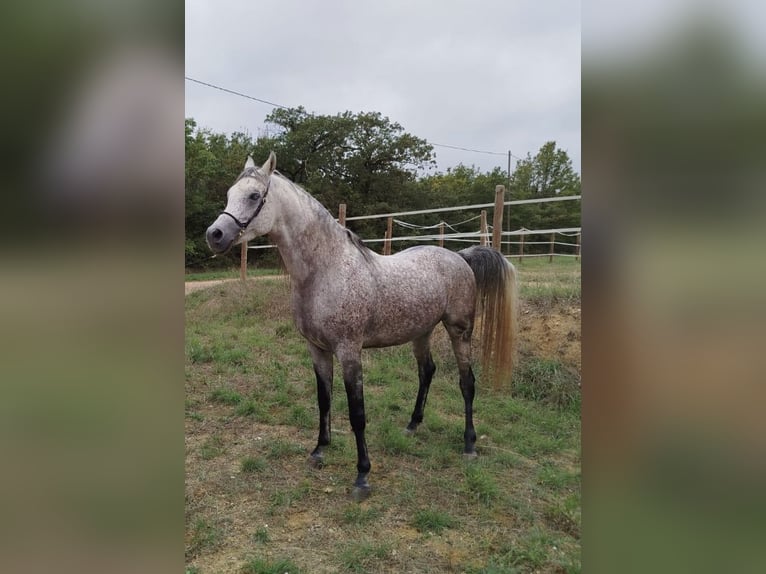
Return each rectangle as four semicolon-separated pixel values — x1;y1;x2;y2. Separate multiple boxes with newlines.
185;76;291;110
185;76;521;160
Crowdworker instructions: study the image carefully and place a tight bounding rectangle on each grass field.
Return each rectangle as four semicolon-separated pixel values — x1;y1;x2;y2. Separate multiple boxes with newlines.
185;258;581;573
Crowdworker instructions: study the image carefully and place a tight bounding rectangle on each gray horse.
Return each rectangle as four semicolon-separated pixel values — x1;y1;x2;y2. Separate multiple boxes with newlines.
206;153;517;500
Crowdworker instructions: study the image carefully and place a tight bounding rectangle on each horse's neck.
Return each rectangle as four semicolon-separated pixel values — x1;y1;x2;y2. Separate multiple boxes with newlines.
267;179;349;283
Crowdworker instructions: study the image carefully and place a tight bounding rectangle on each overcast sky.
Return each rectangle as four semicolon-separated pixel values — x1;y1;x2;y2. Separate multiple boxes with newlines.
185;1;580;176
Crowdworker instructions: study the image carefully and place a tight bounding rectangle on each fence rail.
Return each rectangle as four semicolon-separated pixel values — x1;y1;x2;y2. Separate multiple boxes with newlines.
240;190;581;274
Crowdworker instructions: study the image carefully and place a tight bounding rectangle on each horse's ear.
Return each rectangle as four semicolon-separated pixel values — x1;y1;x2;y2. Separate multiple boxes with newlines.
261;151;277;176
244;155;256;169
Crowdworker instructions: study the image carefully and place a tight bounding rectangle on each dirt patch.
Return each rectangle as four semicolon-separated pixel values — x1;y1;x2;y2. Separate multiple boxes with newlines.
519;301;581;371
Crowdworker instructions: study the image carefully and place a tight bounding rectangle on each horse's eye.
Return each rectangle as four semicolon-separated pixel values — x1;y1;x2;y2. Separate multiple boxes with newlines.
249;192;261;201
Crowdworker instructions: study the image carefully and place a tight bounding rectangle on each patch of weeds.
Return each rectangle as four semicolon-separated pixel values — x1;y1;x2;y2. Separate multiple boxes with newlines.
241;456;267;474
464;463;500;505
241;557;301;574
187;517;222;557
186;411;204;422
199;435;224;460
187;340;213;364
543;492;581;539
267;439;306;460
185;567;200;574
253;526;270;543
212;344;250;367
274;322;293;338
412;508;456;534
341;504;381;526
288;404;312;428
494;527;556;571
339;540;392;573
377;419;413;455
209;387;243;405
536;461;578;490
493;451;525;469
513;358;580;411
267;481;311;514
235;399;271;422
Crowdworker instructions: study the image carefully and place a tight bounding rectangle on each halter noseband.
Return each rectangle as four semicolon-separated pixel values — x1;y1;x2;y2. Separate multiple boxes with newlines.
219;176;271;238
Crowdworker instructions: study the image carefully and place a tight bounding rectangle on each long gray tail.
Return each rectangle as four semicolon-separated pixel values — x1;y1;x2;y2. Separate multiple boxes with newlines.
458;246;517;389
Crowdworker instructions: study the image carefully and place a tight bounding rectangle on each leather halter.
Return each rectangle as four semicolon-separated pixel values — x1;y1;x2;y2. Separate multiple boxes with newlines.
219;176;271;238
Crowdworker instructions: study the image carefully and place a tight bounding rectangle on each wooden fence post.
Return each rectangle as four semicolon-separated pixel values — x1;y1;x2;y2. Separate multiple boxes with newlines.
492;185;505;251
240;241;248;280
480;210;488;246
338;203;346;227
519;232;524;262
549;232;555;263
576;232;581;261
438;222;445;248
384;216;393;255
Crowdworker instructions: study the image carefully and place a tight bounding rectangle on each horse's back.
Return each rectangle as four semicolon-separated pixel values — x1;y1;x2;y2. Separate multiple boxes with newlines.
361;246;476;347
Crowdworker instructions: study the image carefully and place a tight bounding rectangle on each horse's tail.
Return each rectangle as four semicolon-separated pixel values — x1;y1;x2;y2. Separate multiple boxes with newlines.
458;246;518;390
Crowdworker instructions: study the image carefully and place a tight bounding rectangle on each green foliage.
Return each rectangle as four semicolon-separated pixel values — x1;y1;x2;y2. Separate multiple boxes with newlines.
185;112;580;267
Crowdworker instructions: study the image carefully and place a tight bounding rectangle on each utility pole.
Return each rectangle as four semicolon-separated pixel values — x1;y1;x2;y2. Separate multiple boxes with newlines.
506;150;512;254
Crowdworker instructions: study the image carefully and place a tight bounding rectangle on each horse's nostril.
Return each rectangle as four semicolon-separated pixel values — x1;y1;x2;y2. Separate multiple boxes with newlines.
211;228;223;241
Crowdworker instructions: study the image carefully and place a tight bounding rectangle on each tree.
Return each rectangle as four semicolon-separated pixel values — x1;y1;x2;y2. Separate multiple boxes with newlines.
263;108;436;239
508;141;581;236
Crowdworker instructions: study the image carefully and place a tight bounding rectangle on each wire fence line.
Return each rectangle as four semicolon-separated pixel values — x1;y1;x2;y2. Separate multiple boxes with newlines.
244;194;581;266
342;194;581;222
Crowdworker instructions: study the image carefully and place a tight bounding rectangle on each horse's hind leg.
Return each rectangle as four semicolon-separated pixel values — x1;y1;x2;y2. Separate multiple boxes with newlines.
336;345;372;501
406;331;436;434
444;321;478;457
308;342;333;468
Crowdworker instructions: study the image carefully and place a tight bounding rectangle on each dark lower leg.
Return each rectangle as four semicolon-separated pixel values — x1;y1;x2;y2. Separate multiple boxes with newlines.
459;367;478;454
446;323;478;455
308;345;333;464
407;351;436;432
342;359;371;496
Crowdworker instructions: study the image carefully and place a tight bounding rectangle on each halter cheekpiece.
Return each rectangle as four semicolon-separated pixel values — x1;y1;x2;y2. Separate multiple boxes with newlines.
219;176;271;238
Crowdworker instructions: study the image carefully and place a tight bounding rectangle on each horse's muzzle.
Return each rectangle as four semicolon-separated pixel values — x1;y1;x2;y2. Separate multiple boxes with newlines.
205;222;235;254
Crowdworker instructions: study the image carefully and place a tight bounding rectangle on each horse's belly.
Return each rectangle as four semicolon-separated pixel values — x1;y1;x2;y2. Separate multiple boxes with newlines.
362;289;446;348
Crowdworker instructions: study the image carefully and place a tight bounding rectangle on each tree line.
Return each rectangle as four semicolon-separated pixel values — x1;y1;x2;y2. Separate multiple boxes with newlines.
185;108;581;268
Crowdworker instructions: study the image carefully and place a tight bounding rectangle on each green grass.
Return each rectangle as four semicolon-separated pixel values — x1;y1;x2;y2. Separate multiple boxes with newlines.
241;456;268;474
199;435;224;460
340;504;382;525
339;540;393;573
209;387;243;405
253;526;270;543
188;518;223;558
185;271;581;573
241;557;301;574
412;508;456;534
514;257;581;303
185;267;282;281
513;358;581;411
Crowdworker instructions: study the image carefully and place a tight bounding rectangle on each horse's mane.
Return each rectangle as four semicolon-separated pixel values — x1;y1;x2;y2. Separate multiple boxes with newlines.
273;171;374;263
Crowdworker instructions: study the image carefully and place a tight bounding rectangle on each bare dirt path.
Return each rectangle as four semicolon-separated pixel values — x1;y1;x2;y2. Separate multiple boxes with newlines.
185;279;239;295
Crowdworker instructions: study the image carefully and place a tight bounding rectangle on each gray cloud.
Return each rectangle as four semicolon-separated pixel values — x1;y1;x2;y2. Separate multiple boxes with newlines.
185;0;580;174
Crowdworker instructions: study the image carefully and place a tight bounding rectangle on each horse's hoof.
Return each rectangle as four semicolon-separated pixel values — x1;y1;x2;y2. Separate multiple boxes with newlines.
463;451;479;460
308;454;324;469
351;484;372;502
403;427;416;437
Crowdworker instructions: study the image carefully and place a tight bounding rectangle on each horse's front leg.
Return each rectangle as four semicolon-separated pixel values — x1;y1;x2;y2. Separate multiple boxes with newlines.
337;346;371;501
308;342;333;468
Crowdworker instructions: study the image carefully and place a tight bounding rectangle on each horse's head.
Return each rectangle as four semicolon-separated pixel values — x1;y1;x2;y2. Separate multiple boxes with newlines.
205;152;278;254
